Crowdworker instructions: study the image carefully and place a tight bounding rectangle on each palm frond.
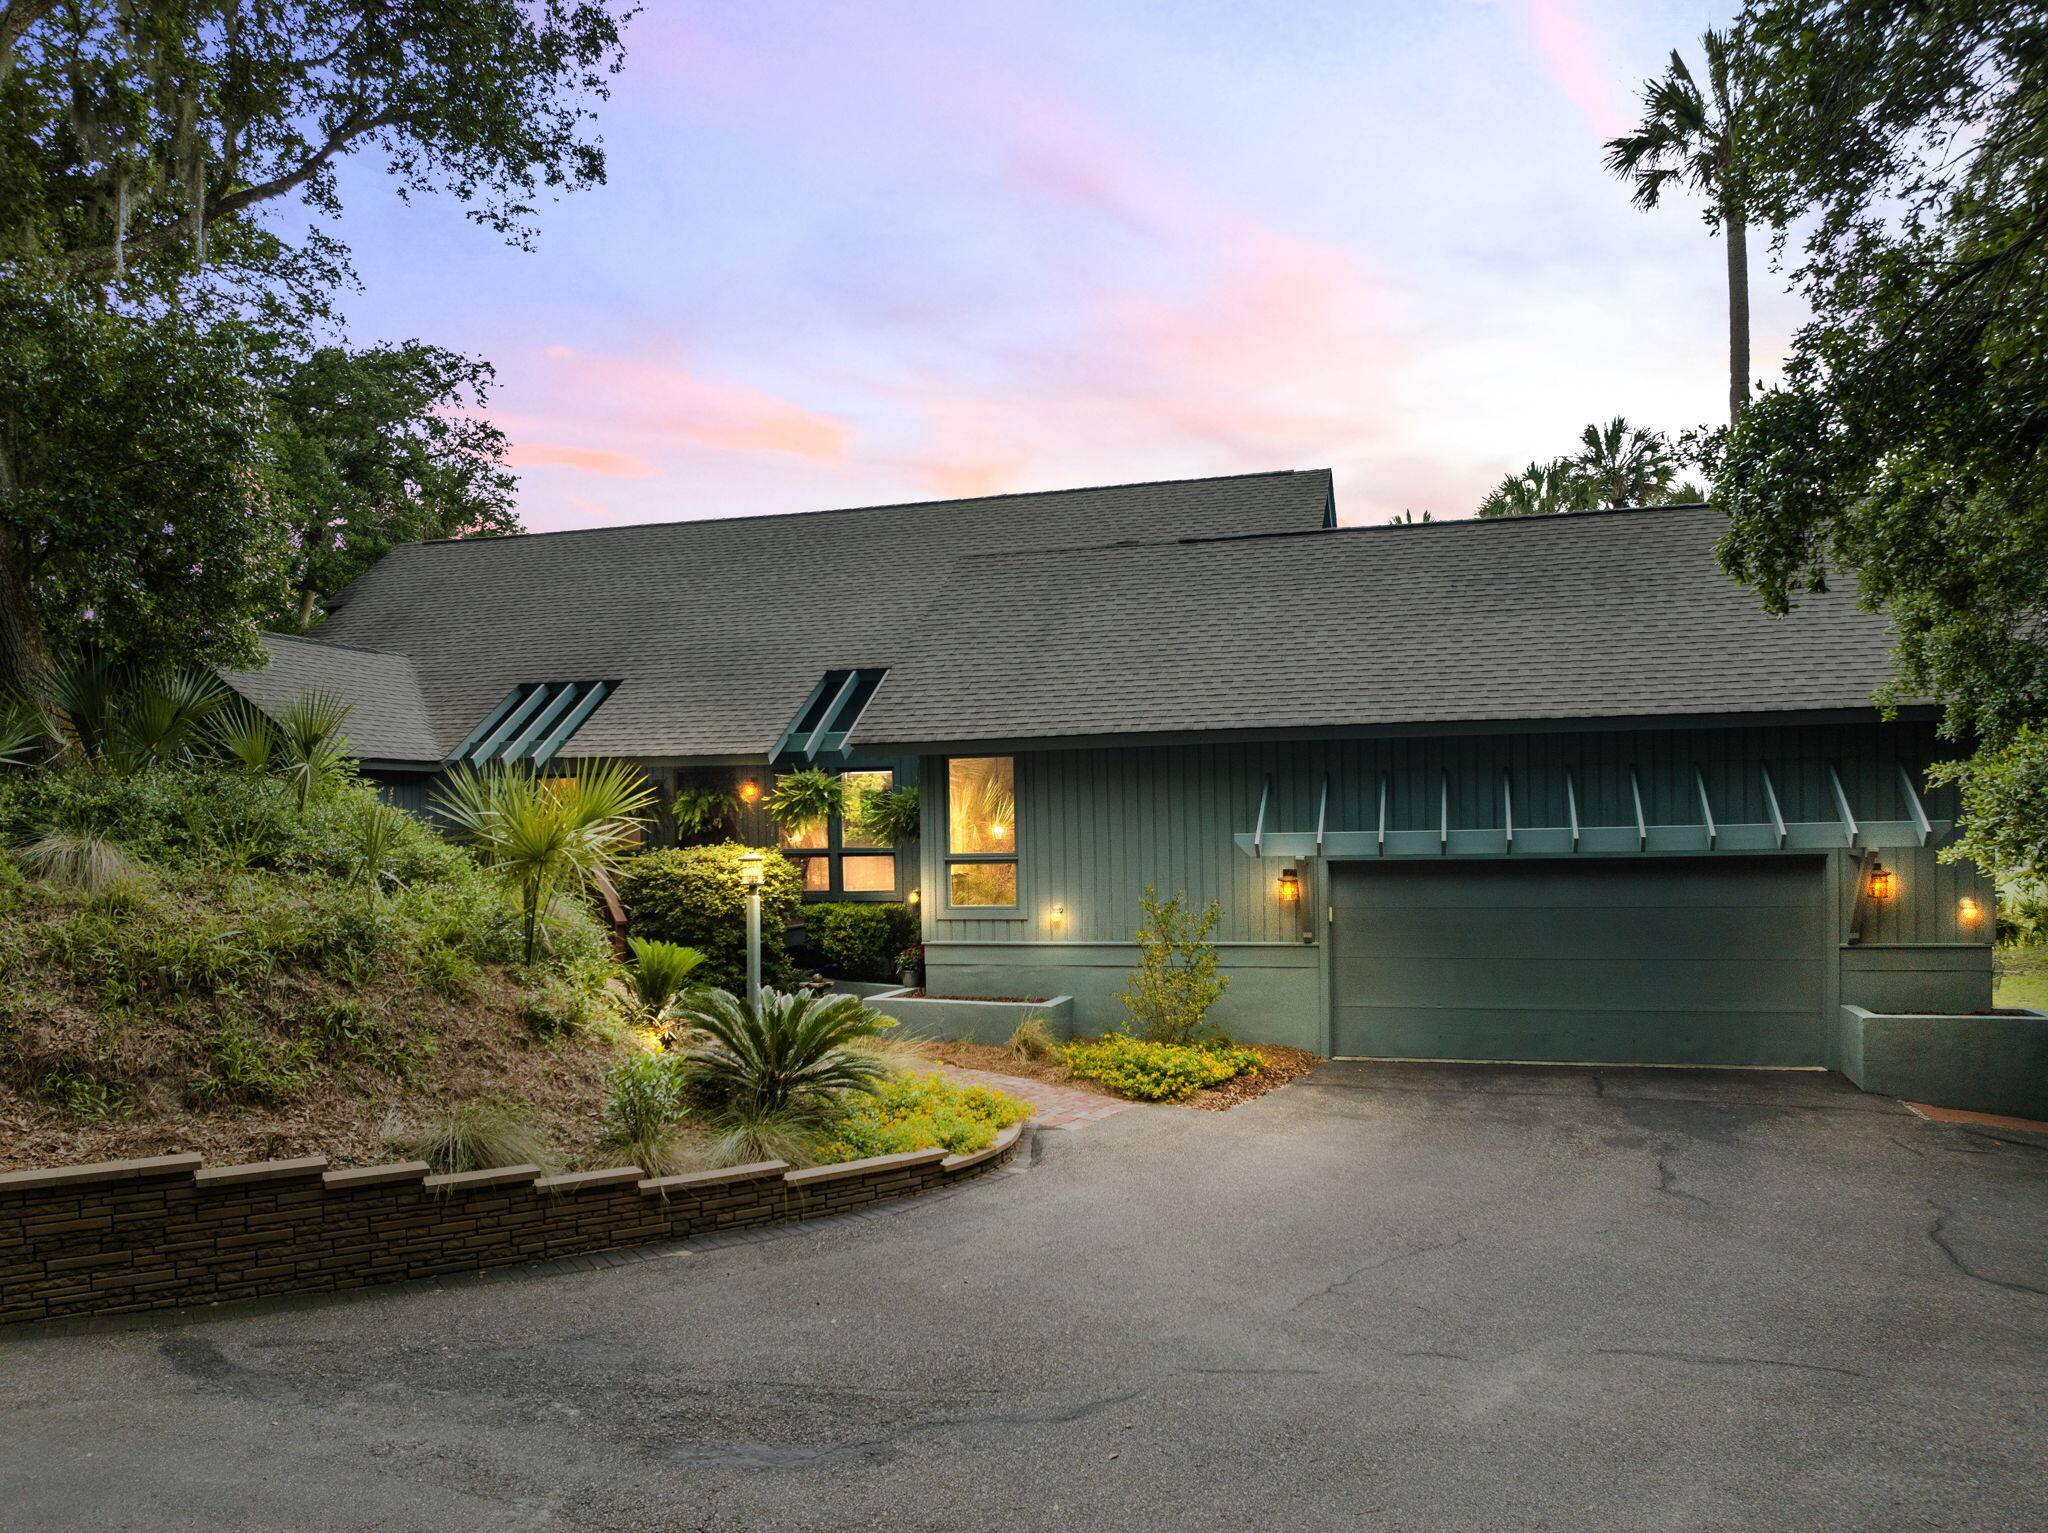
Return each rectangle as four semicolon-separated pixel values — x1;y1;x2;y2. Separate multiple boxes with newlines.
208;700;279;771
675;987;892;1113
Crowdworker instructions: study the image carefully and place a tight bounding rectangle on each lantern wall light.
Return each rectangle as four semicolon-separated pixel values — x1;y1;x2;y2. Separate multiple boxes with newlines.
1277;866;1302;903
737;779;763;805
1866;861;1896;901
1957;895;1983;926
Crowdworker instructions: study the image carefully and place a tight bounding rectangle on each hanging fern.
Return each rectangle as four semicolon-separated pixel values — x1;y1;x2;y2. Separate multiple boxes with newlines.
671;784;736;843
767;768;843;839
852;785;921;847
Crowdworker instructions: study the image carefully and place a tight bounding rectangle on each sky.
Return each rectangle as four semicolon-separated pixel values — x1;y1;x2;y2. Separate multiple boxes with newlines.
331;0;1792;532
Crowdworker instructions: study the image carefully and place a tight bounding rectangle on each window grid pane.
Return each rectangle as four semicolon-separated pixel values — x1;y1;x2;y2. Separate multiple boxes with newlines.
948;757;1015;855
948;861;1017;907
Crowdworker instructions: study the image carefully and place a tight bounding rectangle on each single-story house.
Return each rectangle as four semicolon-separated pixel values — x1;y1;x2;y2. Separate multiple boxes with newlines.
222;468;1997;1068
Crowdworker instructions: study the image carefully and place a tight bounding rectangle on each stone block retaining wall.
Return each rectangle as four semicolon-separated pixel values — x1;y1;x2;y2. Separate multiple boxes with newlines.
0;1125;1023;1326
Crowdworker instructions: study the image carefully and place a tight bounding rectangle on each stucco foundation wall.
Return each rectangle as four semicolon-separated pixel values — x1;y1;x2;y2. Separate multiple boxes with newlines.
864;991;1077;1045
925;941;1322;1050
1836;1005;2048;1120
0;1130;1022;1327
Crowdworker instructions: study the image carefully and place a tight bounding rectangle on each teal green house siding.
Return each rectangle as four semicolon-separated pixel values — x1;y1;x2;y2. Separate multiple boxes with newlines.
915;718;1994;1060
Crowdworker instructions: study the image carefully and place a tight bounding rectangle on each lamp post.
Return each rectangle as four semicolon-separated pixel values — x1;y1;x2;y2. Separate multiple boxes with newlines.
739;851;765;1003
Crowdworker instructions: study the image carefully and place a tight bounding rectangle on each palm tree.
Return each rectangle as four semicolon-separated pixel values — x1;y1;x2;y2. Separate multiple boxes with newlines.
1606;28;1753;425
435;759;654;964
1476;459;1593;519
1573;417;1679;507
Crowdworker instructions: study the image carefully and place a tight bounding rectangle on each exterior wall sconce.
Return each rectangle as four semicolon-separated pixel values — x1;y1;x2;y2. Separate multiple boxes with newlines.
1277;867;1302;903
1957;895;1983;926
1049;903;1066;926
1866;862;1896;902
906;888;921;907
737;779;763;806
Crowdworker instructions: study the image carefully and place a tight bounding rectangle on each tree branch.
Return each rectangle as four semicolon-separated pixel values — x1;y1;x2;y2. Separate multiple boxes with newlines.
65;105;403;276
0;0;61;64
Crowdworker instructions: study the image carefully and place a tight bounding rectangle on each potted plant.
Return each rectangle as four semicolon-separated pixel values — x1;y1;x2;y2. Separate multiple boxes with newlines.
766;767;843;844
895;942;924;989
852;784;921;847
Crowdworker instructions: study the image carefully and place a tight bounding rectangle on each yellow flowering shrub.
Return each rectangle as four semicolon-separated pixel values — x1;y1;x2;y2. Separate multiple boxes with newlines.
1059;1034;1261;1101
820;1072;1033;1162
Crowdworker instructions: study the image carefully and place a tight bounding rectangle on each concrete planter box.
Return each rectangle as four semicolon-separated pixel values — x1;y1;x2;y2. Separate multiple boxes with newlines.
1837;1004;2048;1120
860;988;1076;1045
821;979;909;1000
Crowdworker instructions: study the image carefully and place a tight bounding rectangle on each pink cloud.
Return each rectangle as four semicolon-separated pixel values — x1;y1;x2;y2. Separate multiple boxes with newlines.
539;346;855;466
1525;0;1632;138
506;442;660;478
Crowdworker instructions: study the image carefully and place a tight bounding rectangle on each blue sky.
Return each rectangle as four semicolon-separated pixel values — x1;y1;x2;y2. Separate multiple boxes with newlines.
332;0;1786;530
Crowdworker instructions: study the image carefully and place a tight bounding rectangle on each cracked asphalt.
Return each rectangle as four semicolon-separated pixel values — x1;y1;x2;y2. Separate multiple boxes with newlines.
4;1061;2045;1531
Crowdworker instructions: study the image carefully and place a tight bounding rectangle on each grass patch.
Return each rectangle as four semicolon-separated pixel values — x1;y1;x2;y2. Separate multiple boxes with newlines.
391;1099;558;1174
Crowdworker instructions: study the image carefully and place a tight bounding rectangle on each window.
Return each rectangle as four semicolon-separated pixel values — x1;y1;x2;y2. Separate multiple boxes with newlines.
945;756;1017;907
778;767;902;898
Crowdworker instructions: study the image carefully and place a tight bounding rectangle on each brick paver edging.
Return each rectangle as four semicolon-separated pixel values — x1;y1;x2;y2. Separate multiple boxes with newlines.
0;1125;1025;1326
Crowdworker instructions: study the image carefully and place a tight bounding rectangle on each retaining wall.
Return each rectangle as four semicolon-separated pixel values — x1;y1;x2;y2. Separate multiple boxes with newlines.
0;1125;1023;1327
1836;1005;2048;1120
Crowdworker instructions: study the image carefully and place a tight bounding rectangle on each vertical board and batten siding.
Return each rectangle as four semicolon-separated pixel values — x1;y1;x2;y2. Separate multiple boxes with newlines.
916;718;1993;1054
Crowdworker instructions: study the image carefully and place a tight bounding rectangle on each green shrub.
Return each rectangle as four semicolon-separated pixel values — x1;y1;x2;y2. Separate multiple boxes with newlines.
1115;886;1229;1045
1059;1034;1260;1102
605;1051;690;1142
804;901;918;981
393;1099;557;1174
616;842;803;991
821;1071;1032;1162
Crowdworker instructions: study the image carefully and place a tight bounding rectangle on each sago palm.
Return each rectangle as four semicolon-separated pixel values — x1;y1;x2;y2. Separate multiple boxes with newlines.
435;759;653;963
1573;417;1679;508
1606;28;1753;424
674;987;891;1114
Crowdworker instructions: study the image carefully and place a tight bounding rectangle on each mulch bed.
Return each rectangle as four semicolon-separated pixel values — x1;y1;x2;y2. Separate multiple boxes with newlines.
910;1038;1321;1111
1182;1044;1322;1111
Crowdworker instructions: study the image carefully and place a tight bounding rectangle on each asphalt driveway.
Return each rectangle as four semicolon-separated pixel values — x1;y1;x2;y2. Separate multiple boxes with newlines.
4;1062;2044;1532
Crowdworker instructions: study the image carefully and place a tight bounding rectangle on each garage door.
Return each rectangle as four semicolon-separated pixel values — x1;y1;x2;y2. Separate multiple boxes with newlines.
1329;858;1826;1066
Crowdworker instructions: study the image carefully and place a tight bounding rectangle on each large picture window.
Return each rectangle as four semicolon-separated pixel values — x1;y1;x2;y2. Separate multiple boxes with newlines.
778;768;899;897
945;756;1016;907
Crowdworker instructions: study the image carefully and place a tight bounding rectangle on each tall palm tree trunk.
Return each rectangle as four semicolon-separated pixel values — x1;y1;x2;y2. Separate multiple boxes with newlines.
1725;206;1751;425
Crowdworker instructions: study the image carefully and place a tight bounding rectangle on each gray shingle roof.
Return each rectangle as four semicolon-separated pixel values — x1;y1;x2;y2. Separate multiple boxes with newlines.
219;634;439;762
849;504;1904;749
254;470;1336;761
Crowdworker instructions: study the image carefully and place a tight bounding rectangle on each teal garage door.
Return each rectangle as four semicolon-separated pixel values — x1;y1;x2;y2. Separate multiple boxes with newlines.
1329;858;1827;1066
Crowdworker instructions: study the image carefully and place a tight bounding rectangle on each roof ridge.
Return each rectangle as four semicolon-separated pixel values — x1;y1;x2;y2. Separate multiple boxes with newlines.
1176;500;1717;548
403;468;1332;548
259;631;418;663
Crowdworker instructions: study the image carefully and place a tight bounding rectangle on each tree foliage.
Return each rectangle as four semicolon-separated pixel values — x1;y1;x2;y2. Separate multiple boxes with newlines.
1475;418;1701;518
0;1;636;684
0;286;293;670
1714;1;2048;878
263;342;518;628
